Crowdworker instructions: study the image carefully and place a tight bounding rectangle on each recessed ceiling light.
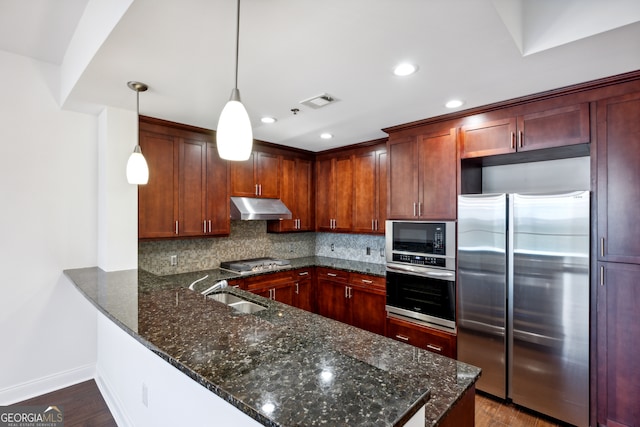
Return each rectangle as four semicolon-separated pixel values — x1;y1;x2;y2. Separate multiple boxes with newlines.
393;63;418;76
261;116;277;124
320;133;333;140
445;99;464;109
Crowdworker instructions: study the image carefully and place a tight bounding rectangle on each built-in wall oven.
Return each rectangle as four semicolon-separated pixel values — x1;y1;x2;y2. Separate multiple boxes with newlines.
385;220;456;332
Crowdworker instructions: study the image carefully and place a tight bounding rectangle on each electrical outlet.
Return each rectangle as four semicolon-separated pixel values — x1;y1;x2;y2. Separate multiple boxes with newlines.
142;383;148;407
170;255;177;266
366;247;371;255
330;243;335;251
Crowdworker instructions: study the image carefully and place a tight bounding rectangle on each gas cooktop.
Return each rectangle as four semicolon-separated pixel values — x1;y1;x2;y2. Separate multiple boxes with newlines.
219;257;292;274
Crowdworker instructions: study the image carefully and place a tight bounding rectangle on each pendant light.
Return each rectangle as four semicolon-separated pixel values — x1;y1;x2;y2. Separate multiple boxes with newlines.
126;81;149;185
216;0;253;161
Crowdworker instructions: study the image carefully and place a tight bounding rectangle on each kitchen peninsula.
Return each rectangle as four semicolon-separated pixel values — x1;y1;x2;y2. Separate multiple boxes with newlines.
65;260;480;427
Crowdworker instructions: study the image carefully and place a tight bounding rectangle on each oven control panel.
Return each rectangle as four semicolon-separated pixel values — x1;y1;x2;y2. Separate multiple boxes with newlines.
392;253;446;268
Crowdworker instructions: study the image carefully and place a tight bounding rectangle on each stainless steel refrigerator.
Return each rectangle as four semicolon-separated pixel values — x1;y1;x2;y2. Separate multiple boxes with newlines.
457;192;589;427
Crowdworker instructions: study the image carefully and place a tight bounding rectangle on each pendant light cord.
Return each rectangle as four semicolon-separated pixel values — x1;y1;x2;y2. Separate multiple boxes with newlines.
234;0;240;90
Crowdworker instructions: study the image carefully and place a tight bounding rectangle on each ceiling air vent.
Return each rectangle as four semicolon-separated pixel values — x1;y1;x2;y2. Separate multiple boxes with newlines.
300;93;338;109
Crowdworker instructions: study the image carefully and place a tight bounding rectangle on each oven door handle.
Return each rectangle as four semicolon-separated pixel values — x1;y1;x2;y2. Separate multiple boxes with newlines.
386;264;455;279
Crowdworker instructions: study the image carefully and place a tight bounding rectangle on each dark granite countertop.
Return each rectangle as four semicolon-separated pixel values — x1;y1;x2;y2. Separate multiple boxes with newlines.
65;262;479;427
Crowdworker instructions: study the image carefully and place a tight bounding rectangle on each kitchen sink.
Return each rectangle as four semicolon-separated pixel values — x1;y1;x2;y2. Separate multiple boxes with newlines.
208;291;267;314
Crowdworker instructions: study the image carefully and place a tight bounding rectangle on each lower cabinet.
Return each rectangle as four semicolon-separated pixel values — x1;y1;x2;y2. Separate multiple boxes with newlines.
246;271;295;306
292;268;315;312
597;261;640;427
316;267;386;336
386;316;457;358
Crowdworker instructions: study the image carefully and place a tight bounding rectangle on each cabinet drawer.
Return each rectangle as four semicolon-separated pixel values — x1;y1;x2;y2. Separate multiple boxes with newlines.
386;316;456;358
349;272;385;292
316;267;349;283
245;270;294;290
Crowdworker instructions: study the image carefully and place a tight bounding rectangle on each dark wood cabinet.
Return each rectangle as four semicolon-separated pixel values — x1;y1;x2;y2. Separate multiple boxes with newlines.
230;151;280;198
387;128;457;220
460;103;589;159
386;316;456;358
352;145;387;234
316;267;351;323
597;262;640;427
316;268;386;336
138;130;178;239
246;270;295;306
595;91;640;427
315;155;353;232
292;268;314;312
597;92;640;264
138;119;229;239
348;273;386;335
267;156;314;232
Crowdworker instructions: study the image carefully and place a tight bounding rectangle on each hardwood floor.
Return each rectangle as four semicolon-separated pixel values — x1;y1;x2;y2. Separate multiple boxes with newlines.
11;380;567;427
476;392;565;427
11;380;116;427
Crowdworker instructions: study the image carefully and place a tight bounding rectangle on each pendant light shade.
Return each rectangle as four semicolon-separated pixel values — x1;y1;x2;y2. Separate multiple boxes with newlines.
217;88;253;160
126;145;149;184
126;81;149;185
216;0;252;161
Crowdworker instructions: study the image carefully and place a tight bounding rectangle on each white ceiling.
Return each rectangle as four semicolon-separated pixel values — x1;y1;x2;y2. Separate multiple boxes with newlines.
2;0;640;152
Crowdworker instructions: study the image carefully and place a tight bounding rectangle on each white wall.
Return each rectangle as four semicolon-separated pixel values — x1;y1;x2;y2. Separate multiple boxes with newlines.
0;50;99;403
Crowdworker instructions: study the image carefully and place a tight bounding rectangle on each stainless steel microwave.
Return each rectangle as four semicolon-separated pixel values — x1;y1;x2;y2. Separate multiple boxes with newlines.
385;220;456;270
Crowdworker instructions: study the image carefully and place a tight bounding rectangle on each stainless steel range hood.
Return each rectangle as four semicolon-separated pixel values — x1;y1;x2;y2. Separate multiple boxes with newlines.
230;197;292;220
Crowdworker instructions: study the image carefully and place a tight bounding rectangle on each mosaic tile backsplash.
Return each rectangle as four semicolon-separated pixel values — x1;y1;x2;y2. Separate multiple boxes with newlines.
139;221;385;275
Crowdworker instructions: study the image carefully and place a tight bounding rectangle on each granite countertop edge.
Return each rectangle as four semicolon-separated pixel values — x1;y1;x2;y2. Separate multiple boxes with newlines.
64;259;480;427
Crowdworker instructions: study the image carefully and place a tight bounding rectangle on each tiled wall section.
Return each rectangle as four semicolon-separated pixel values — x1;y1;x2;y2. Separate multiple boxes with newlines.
139;221;386;276
139;221;315;275
315;232;385;264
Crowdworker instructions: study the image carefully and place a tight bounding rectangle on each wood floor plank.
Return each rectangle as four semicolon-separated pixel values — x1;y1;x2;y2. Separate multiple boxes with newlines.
11;380;116;427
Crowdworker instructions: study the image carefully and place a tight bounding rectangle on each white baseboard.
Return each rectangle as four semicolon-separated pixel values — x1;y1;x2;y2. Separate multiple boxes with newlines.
95;368;133;427
0;363;96;405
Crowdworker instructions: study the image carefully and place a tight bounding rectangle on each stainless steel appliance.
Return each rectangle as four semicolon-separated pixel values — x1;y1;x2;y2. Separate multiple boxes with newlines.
457;192;589;427
220;257;291;274
385;220;456;332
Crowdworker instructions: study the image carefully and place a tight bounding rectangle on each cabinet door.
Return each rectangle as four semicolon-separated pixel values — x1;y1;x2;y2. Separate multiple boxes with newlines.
417;128;457;220
350;286;386;335
178;137;206;236
270;157;313;232
255;152;280;198
377;150;387;233
317;279;349;323
293;270;314;312
597;92;640;263
315;157;335;231
138;131;178;238
271;283;294;306
388;136;419;219
230;151;257;197
294;158;314;231
460;117;516;159
275;156;297;232
597;262;640;426
517;103;589;152
333;156;353;232
352;150;377;233
205;143;230;235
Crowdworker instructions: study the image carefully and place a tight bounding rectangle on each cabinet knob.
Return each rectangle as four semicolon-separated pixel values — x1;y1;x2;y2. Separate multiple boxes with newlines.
395;334;410;342
426;344;443;353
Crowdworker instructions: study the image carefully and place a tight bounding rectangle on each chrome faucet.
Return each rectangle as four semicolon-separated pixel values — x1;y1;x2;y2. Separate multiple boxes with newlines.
200;279;228;296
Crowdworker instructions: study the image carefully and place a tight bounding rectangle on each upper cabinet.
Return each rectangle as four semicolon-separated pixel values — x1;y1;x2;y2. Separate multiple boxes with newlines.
388;128;457;220
352;145;387;234
597;91;640;264
460;103;590;159
316;155;353;232
138;118;229;239
267;155;314;232
230;150;280;198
